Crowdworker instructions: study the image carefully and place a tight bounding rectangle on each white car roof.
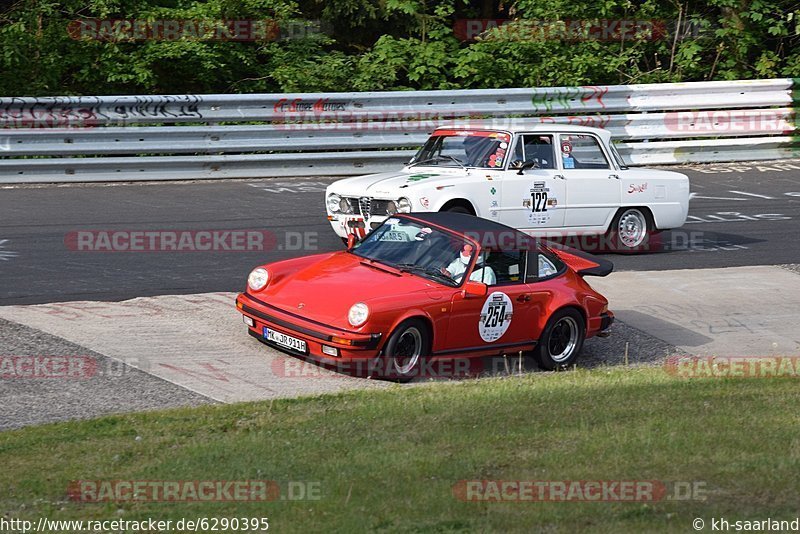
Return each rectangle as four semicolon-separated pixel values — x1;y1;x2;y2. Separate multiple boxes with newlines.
435;121;612;141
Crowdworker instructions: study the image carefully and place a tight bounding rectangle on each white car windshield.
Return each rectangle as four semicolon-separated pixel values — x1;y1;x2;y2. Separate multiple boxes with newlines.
409;130;512;169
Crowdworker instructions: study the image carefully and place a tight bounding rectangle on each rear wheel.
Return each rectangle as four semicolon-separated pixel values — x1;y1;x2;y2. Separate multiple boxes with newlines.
534;308;586;370
606;207;653;253
382;319;430;382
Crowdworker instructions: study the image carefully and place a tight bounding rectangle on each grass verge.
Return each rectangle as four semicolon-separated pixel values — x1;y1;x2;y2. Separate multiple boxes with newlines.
1;366;799;533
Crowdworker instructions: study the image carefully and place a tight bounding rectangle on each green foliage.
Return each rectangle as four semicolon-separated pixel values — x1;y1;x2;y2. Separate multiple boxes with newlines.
0;0;798;95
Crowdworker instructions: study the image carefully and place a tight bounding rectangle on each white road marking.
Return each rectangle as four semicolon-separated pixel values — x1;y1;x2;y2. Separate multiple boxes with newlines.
690;195;748;201
0;239;18;261
728;190;774;199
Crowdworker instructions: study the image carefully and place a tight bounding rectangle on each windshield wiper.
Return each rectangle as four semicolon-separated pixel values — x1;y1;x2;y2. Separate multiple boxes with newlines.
394;263;458;287
408;155;466;170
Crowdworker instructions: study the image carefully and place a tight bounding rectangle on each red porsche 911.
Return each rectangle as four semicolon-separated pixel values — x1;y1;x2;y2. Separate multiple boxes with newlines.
236;213;614;381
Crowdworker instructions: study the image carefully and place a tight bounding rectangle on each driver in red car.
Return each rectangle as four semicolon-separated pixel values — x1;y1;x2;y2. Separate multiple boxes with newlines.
441;244;497;285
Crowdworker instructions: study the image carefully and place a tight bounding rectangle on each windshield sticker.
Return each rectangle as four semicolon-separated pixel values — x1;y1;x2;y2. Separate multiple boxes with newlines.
563;156;575;169
489;146;507;168
479;292;514;342
561;141;572;154
414;227;433;241
432;130;511;142
385;218;400;225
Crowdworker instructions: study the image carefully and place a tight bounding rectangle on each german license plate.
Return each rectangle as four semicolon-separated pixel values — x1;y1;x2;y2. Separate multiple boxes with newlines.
263;327;307;353
381;230;408;241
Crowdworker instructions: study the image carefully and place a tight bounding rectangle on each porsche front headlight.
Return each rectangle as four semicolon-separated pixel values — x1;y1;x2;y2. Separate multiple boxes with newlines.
248;267;269;291
397;197;412;213
348;302;369;327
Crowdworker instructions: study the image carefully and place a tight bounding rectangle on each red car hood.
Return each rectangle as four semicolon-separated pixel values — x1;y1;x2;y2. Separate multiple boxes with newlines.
254;252;437;329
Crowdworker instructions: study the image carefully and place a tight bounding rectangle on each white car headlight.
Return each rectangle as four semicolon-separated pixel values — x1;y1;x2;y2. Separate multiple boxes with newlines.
397;197;412;213
327;193;342;213
348;302;369;327
339;196;354;214
248;267;269;291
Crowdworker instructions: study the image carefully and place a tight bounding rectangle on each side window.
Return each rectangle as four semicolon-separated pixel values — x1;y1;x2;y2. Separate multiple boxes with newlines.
535;248;565;281
559;134;610;170
510;135;555;170
479;249;527;286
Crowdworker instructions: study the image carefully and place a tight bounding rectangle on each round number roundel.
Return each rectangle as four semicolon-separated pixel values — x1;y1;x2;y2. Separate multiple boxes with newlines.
479;292;514;342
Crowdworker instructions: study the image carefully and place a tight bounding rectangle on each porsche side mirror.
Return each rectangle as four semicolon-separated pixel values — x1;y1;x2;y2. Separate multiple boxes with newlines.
346;234;357;250
463;280;488;298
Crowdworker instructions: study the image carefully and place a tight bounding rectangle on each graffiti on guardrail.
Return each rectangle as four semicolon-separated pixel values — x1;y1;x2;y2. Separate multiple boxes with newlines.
0;95;204;127
110;95;204;121
531;85;610;112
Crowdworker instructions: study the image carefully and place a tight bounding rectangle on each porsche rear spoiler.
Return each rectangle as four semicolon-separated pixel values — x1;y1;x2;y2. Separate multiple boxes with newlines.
543;241;614;277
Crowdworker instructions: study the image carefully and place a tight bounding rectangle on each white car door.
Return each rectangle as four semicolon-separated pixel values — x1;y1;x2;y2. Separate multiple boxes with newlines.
498;133;566;231
558;133;621;228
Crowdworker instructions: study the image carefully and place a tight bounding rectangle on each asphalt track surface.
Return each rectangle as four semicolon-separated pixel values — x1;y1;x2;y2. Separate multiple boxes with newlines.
1;161;799;305
1;161;799;430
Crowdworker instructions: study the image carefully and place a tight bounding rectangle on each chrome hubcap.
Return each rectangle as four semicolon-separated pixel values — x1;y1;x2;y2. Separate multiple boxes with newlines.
618;209;647;248
548;317;579;363
394;327;422;375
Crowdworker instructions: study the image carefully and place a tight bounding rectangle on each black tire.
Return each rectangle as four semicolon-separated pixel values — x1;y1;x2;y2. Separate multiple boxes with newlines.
442;205;473;215
381;319;430;382
605;207;654;254
533;308;586;371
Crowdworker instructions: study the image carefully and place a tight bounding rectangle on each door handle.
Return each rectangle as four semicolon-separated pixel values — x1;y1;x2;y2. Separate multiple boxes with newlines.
609;174;620;179
554;174;565;180
516;294;532;302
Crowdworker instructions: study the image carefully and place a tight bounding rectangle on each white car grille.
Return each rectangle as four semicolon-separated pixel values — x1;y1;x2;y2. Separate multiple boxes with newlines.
345;197;392;221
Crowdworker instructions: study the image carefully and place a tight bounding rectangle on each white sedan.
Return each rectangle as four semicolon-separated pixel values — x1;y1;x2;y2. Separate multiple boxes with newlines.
325;125;690;252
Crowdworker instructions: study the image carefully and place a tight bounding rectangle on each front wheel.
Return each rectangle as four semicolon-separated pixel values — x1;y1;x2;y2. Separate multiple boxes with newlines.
606;207;653;253
442;205;472;215
533;308;586;370
381;319;430;382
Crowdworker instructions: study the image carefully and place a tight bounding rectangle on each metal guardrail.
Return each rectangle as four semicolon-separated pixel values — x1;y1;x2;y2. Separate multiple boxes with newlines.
1;79;797;183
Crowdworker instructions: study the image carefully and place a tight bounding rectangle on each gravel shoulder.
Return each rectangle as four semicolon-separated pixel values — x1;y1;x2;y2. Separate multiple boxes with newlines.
0;318;213;431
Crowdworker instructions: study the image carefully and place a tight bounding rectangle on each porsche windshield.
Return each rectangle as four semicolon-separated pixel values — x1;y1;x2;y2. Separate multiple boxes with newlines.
410;130;512;169
350;218;473;287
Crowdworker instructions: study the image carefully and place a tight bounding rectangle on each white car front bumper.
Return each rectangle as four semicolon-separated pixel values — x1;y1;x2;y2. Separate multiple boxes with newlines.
327;213;390;239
